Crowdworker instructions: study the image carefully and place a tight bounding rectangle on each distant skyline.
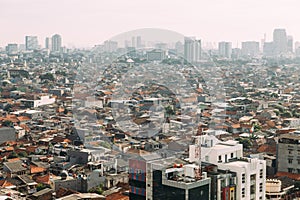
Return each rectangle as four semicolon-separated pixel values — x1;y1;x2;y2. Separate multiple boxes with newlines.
1;0;300;48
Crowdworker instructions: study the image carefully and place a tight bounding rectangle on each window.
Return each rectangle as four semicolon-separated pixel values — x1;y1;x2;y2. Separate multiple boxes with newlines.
231;153;234;158
288;159;293;164
251;185;255;194
242;174;245;183
259;183;263;192
242;188;245;198
288;168;293;173
298;160;300;164
219;155;222;161
259;169;263;179
205;156;209;161
297;169;300;174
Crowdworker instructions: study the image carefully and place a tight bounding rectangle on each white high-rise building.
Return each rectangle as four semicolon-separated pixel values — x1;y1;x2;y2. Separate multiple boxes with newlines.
51;34;62;52
218;41;232;58
197;135;266;200
273;29;287;55
184;37;201;63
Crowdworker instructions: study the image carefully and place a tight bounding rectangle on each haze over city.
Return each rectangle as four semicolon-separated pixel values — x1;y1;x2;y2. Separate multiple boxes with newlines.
1;0;300;47
3;1;300;200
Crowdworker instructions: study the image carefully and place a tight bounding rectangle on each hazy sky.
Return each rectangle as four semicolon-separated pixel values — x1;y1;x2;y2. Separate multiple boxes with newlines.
1;0;300;48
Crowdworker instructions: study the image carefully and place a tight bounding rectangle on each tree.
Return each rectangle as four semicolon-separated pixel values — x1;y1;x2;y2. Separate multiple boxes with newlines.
236;138;252;149
165;105;175;117
36;183;49;191
63;108;68;115
253;124;261;132
2;120;13;127
40;73;55;81
8;151;18;159
18;151;28;157
88;184;103;195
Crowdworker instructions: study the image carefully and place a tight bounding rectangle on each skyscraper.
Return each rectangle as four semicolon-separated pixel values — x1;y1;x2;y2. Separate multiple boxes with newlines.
184;37;201;63
51;34;62;52
273;29;287;55
6;44;18;54
287;35;293;53
218;41;232;58
25;36;38;50
241;41;260;57
103;40;118;52
45;37;51;49
263;42;275;57
136;36;142;48
131;36;136;48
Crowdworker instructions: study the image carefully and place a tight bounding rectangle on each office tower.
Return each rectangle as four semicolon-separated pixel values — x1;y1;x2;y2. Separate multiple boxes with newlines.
273;29;287;55
261;33;266;52
232;48;241;60
131;36;136;48
6;44;18;54
136;36;142;48
25;36;38;50
241;41;260;57
263;42;275;57
287;35;293;53
51;34;62;52
155;43;167;50
103;40;118;52
218;41;232;58
184;37;201;63
175;41;184;55
45;37;51;49
277;131;300;174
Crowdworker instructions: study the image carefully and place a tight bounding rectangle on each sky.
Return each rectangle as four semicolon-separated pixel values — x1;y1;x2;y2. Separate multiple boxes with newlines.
1;0;300;48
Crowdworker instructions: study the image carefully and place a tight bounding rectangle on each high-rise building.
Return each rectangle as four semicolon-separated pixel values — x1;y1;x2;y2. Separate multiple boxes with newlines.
103;40;118;52
263;42;275;57
218;41;232;58
199;135;266;200
129;153;211;200
241;41;260;57
287;35;293;53
175;41;184;55
25;36;38;50
45;37;51;49
136;36;142;48
6;44;18;54
51;34;62;52
273;29;287;55
295;41;300;50
277;131;300;174
184;37;201;63
131;36;136;48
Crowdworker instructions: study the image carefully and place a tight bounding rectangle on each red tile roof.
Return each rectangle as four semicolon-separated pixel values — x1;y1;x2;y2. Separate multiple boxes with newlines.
0;180;15;188
276;171;300;181
30;165;47;174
